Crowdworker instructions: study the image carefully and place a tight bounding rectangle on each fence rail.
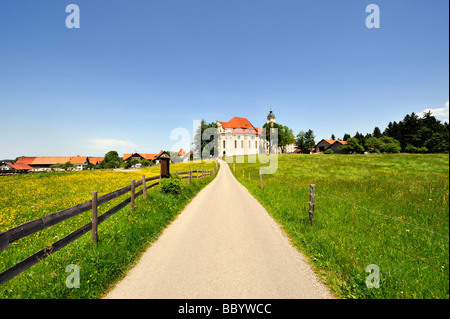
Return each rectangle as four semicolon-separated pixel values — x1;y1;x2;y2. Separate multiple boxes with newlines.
0;164;218;286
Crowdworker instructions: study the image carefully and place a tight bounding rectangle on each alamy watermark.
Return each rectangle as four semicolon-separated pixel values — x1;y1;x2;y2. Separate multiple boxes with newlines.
366;4;380;29
65;4;80;29
365;264;380;288
65;264;80;288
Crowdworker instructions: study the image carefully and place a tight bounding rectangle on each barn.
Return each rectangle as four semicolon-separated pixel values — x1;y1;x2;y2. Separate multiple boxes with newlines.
314;139;349;154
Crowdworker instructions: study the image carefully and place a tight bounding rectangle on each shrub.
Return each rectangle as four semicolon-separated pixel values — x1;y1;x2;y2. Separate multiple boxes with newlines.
324;149;334;154
160;173;182;195
405;144;418;153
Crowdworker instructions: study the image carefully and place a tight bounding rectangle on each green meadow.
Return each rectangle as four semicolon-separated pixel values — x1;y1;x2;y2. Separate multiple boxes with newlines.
229;153;449;299
0;161;217;299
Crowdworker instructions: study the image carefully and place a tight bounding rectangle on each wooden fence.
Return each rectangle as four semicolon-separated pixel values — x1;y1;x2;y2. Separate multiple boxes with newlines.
0;165;218;286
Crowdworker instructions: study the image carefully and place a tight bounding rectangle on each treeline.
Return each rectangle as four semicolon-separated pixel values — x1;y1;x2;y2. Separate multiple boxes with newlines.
95;151;154;169
339;111;449;154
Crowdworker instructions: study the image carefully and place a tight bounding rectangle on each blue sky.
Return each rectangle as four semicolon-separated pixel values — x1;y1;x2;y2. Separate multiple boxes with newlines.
0;0;448;159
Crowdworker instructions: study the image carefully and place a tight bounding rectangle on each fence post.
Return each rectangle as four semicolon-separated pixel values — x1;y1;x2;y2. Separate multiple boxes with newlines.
259;170;263;189
197;169;198;182
142;175;147;200
189;169;192;183
309;184;315;223
249;172;250;182
131;180;135;212
242;170;244;178
91;191;98;246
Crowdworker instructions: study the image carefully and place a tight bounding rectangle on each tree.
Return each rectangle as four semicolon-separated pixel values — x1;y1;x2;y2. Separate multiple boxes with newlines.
130;159;139;167
383;111;449;153
62;161;75;170
424;132;449;153
366;137;384;153
141;159;153;167
373;126;382;138
353;132;366;150
295;129;315;154
338;137;365;154
263;122;295;153
100;150;123;168
193;120;218;158
343;133;351;141
379;136;401;153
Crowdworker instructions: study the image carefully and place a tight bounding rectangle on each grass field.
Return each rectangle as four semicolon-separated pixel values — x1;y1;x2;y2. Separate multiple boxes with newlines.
0;161;217;298
229;153;449;299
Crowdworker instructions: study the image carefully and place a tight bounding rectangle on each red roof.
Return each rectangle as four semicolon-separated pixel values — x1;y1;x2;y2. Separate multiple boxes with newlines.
88;157;104;165
20;156;72;165
322;139;348;145
6;162;33;170
123;151;165;162
16;156;95;166
15;157;36;164
218;117;260;135
70;156;88;164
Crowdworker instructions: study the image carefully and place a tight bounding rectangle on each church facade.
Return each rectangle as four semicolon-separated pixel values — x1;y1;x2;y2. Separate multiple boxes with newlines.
216;109;296;157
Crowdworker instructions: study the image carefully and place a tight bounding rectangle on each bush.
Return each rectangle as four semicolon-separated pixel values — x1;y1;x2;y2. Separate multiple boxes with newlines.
324;149;334;154
141;159;154;167
405;144;418;153
160;173;182;195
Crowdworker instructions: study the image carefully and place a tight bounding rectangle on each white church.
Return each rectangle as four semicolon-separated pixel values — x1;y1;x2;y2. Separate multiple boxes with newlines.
216;109;296;157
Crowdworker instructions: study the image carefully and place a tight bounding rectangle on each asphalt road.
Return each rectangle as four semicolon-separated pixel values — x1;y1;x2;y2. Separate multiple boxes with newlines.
105;159;333;299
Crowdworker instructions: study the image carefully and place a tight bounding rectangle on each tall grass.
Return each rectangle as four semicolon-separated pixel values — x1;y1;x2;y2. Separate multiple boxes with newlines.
0;161;217;298
229;154;449;299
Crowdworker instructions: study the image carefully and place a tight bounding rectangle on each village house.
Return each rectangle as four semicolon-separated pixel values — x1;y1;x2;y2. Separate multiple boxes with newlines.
87;157;105;166
14;156;105;171
0;161;34;173
314;139;349;154
177;149;191;162
123;151;165;165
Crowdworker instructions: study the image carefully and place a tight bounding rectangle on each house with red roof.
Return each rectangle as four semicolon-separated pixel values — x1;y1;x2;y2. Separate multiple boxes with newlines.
217;109;296;156
314;139;349;154
14;155;106;171
217;116;262;156
0;161;34;173
123;151;166;164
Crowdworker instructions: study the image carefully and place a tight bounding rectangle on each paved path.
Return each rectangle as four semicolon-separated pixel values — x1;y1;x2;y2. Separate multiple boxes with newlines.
105;160;333;299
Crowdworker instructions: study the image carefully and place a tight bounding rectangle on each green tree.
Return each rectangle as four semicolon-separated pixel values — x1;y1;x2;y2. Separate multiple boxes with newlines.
338;137;365;154
373;126;382;138
100;150;123;168
62;161;75;170
130;159;139;167
295;129;315;154
366;137;384;153
379;136;401;153
141;159;153;167
263;122;295;153
193;120;219;158
424;132;449;153
343;133;351;141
